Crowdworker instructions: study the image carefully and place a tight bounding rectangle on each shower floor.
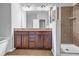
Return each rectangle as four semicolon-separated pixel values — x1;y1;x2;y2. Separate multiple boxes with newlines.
61;44;79;53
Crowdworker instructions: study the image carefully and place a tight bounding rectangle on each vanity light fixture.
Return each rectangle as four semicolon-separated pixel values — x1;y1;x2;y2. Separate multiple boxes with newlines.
26;4;31;8
41;4;46;8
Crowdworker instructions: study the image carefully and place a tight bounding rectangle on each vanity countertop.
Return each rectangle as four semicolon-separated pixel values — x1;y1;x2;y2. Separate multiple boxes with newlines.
14;28;52;32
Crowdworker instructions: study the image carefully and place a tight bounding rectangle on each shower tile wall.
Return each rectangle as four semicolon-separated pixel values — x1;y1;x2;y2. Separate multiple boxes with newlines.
73;6;79;46
61;7;73;44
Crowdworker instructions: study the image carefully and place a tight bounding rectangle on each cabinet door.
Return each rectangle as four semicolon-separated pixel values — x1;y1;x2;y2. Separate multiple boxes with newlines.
44;32;52;49
14;32;22;48
35;32;43;48
21;32;28;48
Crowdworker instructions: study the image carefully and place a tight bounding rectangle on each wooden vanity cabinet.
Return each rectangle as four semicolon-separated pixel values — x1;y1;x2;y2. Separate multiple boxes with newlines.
14;30;52;49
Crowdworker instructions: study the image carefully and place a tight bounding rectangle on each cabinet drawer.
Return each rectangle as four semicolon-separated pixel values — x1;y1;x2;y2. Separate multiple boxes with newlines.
29;42;35;48
29;34;37;41
29;39;35;41
29;41;35;45
29;45;35;48
29;35;36;38
29;32;36;35
36;42;43;48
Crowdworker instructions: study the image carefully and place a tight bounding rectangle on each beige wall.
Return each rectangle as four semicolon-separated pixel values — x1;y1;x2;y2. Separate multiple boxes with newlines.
61;6;79;46
61;7;73;44
73;6;79;46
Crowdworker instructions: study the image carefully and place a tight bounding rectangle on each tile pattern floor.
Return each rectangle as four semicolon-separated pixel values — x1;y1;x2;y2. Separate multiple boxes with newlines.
5;49;53;56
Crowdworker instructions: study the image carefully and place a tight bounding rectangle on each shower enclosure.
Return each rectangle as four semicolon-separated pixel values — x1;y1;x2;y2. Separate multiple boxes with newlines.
61;5;79;55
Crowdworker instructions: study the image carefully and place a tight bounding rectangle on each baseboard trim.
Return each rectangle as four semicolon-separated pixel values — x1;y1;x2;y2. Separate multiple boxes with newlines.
8;48;16;52
7;48;16;52
51;49;54;56
5;48;15;54
3;48;16;56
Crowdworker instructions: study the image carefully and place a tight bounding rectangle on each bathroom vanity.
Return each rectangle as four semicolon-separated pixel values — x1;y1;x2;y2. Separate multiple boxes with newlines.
14;28;52;49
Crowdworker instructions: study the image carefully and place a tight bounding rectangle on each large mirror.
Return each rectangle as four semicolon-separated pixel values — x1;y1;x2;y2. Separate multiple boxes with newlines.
20;3;57;28
26;11;49;28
